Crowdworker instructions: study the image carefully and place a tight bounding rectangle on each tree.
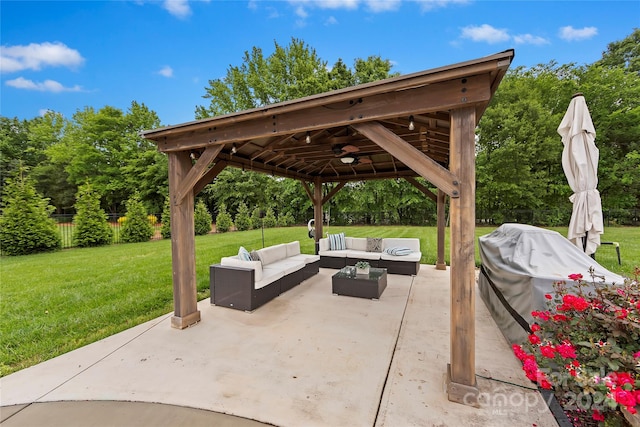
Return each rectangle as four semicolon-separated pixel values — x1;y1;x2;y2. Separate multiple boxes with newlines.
262;206;277;228
160;196;171;239
194;200;212;235
0;168;61;255
234;202;251;231
72;182;112;247
595;28;640;73
120;193;154;243
215;204;233;233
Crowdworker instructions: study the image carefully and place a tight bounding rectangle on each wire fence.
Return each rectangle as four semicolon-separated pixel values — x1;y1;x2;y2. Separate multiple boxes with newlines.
53;214;163;249
53;208;639;249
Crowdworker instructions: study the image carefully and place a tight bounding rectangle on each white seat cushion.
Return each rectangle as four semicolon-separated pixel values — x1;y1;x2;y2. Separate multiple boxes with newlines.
285;241;301;257
289;254;320;264
346;250;381;260
382;238;420;252
346;237;367;251
220;256;263;282
255;268;284;289
318;249;348;258
380;251;422;262
257;244;287;266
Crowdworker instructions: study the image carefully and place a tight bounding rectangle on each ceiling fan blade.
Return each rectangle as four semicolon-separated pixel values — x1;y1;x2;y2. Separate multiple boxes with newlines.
342;144;360;153
359;157;372;164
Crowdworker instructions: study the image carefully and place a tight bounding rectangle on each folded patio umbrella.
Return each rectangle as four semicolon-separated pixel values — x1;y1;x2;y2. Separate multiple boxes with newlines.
557;93;603;256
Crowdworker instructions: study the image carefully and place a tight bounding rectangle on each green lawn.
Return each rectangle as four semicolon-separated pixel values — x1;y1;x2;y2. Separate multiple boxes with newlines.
1;225;637;377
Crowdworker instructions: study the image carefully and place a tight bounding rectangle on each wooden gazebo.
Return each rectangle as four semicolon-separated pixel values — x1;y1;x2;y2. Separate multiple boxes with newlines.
142;49;514;406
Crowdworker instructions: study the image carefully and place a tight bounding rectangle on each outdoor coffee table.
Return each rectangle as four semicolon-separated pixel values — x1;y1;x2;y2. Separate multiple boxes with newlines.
332;266;387;299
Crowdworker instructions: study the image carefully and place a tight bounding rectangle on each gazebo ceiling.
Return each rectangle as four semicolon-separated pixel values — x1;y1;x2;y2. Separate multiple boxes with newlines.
142;50;514;184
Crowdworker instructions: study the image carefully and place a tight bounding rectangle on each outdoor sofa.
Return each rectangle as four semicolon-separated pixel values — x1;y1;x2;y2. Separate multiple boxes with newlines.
210;241;319;311
318;234;421;275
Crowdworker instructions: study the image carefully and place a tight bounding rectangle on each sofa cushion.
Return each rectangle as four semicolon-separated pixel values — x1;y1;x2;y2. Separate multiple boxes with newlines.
271;259;305;276
257;244;287;266
220;256;263;282
345;250;381;261
289;254;320;264
380;251;422;263
347;237;367;251
366;237;383;252
318;249;348;258
255;267;284;289
285;241;301;257
318;238;330;252
328;233;346;250
382;238;420;252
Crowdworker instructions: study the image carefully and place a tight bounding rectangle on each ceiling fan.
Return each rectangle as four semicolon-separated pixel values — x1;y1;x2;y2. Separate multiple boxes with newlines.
332;144;360;156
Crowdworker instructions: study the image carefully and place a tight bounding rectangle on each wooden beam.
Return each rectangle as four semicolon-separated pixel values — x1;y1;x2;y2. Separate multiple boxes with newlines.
154;75;491;152
175;145;222;203
446;106;478;406
322;182;346;205
404;177;437;203
313;178;323;251
301;181;314;204
193;160;227;196
168;151;200;329
436;189;447;270
351;122;460;198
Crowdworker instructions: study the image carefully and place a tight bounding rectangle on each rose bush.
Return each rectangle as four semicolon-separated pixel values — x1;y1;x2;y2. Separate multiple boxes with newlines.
513;267;640;426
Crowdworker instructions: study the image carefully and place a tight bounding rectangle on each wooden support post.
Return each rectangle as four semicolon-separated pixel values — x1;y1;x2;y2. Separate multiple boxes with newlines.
446;106;478;406
314;177;323;253
168;151;201;329
436;189;447;270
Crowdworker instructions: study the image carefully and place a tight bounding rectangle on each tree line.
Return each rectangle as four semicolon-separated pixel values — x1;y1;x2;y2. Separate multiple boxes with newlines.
1;32;639;249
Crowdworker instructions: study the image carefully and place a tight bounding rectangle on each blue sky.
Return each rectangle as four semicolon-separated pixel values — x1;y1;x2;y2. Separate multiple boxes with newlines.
1;0;638;126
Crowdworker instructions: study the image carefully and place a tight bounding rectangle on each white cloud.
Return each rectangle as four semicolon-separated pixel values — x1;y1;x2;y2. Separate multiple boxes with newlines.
559;26;598;41
513;33;550;45
163;0;191;18
6;77;83;92
157;66;174;77
325;16;339;25
366;0;401;12
0;42;84;73
295;5;308;18
412;0;469;12
460;24;510;44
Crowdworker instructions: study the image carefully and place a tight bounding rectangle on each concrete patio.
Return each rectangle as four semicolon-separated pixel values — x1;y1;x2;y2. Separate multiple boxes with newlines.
1;266;558;426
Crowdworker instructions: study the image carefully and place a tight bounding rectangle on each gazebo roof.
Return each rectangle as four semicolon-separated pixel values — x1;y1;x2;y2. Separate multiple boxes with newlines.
142;49;514;184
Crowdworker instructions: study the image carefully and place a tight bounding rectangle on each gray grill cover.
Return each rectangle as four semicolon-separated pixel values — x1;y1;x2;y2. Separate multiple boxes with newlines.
478;223;624;344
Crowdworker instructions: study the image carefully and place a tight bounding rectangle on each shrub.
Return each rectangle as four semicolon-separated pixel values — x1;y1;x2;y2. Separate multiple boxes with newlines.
234;202;251;231
215;204;233;233
513;268;640;425
120;194;154;243
72;183;112;247
160;197;171;239
194;200;212;235
278;211;295;227
250;207;263;229
0;172;61;255
262;207;277;228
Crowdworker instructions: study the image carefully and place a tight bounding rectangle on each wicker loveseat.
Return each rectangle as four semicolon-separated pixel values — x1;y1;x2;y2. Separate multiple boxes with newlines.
318;235;421;275
210;241;319;311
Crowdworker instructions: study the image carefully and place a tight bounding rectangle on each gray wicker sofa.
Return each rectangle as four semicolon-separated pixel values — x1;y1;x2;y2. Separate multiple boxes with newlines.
318;236;421;275
210;241;319;311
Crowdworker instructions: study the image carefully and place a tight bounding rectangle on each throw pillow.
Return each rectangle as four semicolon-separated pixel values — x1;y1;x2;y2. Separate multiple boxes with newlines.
328;232;346;250
249;250;261;262
238;246;251;261
366;237;383;252
384;247;412;256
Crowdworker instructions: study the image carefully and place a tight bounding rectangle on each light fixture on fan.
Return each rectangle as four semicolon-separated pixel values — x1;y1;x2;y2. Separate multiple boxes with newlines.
340;156;356;164
408;115;415;131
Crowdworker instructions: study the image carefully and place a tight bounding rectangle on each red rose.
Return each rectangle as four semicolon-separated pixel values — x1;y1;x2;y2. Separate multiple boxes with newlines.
553;314;568;322
572;297;589;311
568;273;583;281
528;334;541;345
615;390;636;407
530;323;541;332
544;294;552;299
592;410;605;421
556;343;577;359
540;345;556;358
